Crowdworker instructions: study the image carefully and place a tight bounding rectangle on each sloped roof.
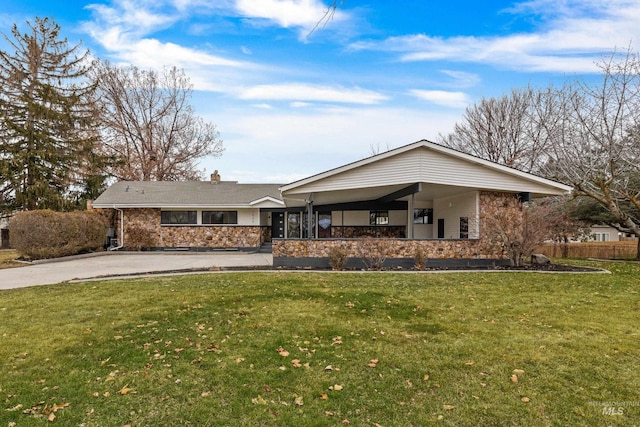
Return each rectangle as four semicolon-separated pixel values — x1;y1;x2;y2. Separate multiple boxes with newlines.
280;139;572;201
93;181;284;208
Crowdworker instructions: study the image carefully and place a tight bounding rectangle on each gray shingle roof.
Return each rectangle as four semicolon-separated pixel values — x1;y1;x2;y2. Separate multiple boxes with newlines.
93;181;283;208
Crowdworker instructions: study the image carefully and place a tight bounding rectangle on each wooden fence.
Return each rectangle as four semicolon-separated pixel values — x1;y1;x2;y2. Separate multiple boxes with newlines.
536;241;638;260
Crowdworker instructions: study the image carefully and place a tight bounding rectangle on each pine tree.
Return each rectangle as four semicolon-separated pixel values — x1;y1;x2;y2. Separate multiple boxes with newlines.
0;17;98;213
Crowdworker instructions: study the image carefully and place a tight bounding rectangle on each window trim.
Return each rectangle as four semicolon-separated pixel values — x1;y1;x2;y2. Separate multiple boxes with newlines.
161;210;197;225
202;210;238;225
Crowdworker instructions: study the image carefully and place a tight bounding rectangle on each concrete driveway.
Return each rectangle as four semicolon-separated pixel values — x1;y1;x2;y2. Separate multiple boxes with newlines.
0;252;273;289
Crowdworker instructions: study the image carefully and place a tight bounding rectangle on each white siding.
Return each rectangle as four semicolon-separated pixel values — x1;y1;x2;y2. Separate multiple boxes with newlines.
433;191;479;239
286;146;566;196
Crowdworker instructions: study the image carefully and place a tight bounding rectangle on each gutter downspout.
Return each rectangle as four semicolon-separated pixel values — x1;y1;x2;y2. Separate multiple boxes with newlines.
109;206;125;251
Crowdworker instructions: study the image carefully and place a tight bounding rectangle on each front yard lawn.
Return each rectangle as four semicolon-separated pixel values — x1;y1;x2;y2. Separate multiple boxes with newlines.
1;260;638;426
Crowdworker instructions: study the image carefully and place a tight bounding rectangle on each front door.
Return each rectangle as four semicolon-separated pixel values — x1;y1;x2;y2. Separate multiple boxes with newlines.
272;212;285;239
437;218;445;239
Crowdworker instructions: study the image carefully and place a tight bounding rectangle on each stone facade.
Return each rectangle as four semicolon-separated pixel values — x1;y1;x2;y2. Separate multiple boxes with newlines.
273;191;514;263
111;208;265;249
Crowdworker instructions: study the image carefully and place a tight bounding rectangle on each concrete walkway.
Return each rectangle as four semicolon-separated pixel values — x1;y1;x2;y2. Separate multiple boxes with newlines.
0;252;273;289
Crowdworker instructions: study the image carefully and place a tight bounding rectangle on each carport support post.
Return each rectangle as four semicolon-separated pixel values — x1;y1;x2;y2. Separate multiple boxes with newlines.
307;193;314;239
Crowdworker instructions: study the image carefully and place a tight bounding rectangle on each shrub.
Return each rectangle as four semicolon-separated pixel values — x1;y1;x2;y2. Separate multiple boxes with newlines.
9;210;109;260
414;246;427;270
327;245;349;270
358;238;393;270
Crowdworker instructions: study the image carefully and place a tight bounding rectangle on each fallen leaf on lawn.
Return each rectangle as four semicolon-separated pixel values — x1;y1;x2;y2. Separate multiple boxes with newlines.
320;393;328;400
103;392;110;397
346;301;355;308
465;360;475;366
325;411;334;416
291;359;302;368
294;396;304;406
368;359;379;368
48;413;56;422
114;336;123;340
118;385;133;395
342;419;350;424
278;366;287;371
6;404;23;411
443;404;455;410
423;374;429;381
510;374;518;383
329;384;343;391
332;336;343;345
278;347;289;357
521;396;530;403
251;395;266;405
235;357;245;363
513;369;525;375
201;391;210;397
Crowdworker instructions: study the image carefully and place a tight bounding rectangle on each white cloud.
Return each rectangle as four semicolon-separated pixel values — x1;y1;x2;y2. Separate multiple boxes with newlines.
237;83;388;104
349;0;640;73
204;105;461;182
234;0;345;29
409;90;470;109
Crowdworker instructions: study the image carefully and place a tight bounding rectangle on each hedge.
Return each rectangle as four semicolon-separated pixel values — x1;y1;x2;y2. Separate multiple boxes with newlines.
9;210;109;260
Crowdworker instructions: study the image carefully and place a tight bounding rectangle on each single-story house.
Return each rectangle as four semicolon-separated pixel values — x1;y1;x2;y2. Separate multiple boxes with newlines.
92;140;572;267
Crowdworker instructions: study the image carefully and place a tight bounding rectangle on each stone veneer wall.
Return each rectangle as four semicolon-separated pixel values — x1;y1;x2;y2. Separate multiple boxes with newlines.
115;208;264;249
273;191;513;262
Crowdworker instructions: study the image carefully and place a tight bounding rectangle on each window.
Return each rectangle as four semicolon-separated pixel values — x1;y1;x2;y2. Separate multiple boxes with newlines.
460;217;469;239
593;232;610;242
161;210;197;225
287;213;301;238
413;208;433;224
202;210;238;225
370;210;389;225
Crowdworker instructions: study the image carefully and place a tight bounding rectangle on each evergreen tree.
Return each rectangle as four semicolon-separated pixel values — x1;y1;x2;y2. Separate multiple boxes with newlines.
0;17;98;213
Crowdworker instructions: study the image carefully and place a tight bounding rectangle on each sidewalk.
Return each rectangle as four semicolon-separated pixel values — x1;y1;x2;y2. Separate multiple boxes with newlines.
0;252;273;289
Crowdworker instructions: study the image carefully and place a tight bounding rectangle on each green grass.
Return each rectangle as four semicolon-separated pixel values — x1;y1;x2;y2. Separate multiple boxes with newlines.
1;260;639;426
0;250;20;269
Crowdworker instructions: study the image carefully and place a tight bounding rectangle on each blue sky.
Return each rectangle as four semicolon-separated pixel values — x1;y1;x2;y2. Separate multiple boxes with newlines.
2;0;639;183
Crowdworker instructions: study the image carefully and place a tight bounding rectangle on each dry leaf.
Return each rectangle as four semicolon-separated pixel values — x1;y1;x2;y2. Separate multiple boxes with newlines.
465;360;475;366
201;391;210;397
443;404;455;410
346;301;355;308
330;384;343;391
368;359;379;368
294;396;304;406
291;359;302;368
278;347;289;357
320;393;328;400
325;411;334;416
235;357;245;363
324;365;333;371
342;420;350;424
48;413;56;422
118;385;133;395
513;369;525;375
521;396;530;403
423;374;429;381
510;374;518;383
251;395;266;405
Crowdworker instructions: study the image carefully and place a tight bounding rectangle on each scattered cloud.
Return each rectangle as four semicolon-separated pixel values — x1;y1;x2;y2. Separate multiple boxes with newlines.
409;89;471;109
349;0;640;73
234;0;345;29
237;83;388;104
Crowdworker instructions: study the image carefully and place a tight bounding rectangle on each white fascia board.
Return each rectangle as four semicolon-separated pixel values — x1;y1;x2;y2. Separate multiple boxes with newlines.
92;203;261;209
249;196;285;206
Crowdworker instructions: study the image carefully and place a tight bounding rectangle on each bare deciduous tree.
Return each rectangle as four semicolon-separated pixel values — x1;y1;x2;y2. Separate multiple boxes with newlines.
479;195;559;266
544;48;640;257
441;86;557;173
92;62;223;181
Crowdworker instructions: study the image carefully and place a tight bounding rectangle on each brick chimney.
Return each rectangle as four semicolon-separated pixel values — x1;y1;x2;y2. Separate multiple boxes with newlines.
210;170;221;184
